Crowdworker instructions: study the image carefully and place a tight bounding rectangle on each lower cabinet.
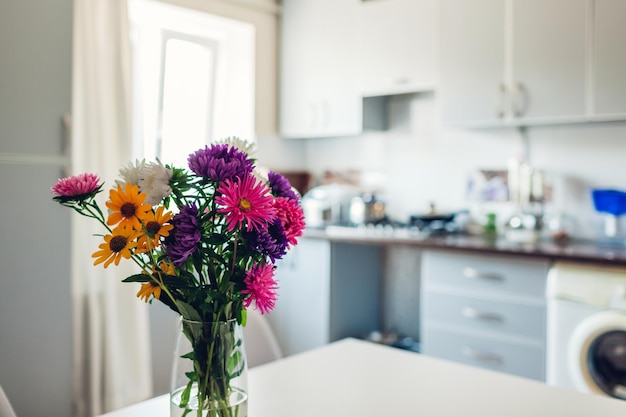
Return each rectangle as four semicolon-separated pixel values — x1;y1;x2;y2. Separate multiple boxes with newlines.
420;250;549;381
267;237;382;356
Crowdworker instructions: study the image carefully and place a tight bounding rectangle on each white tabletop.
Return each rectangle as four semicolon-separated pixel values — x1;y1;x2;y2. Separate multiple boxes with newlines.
100;338;626;417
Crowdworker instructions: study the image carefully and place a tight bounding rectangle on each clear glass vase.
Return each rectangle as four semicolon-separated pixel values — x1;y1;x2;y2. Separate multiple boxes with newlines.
170;318;248;417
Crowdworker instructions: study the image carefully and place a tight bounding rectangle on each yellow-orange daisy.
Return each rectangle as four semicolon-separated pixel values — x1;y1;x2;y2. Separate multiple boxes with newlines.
136;206;174;252
92;227;139;268
106;182;151;231
136;261;175;302
136;281;161;303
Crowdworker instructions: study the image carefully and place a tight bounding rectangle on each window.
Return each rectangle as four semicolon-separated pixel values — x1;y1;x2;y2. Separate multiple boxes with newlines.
129;0;255;167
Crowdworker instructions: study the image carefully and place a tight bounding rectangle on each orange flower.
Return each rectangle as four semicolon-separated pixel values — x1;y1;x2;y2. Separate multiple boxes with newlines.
136;281;161;303
136;261;176;303
106;182;151;231
92;226;139;268
136;206;174;253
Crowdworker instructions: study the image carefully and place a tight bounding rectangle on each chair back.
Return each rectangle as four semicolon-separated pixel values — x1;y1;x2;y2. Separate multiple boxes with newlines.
243;308;283;368
0;385;17;417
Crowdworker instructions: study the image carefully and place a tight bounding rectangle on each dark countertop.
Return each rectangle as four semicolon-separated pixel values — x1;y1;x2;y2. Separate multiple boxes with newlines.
303;226;626;266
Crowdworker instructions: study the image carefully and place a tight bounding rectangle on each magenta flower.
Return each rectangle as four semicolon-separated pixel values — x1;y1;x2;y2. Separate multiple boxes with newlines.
242;263;278;314
273;196;306;246
51;173;102;202
216;174;276;232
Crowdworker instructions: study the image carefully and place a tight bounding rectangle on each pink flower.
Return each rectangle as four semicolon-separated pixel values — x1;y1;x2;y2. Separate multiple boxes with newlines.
242;263;278;314
273;196;305;246
216;174;276;232
51;173;101;198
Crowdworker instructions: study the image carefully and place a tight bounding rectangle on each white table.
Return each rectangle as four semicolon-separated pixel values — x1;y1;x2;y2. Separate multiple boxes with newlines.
100;338;626;416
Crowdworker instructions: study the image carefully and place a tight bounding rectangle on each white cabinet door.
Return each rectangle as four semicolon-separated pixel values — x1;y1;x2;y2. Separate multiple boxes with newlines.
268;238;331;355
358;0;437;97
439;0;506;125
593;0;626;116
280;0;361;139
511;0;587;121
439;0;588;127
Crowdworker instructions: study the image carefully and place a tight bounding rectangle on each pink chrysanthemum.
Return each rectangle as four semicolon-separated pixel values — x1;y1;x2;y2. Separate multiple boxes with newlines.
216;174;276;232
273;196;306;246
242;263;278;314
51;173;101;198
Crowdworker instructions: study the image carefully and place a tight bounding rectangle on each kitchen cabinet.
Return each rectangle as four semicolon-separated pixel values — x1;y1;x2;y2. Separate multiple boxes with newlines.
358;0;437;97
420;250;549;381
267;238;382;356
593;0;626;117
279;0;362;139
439;0;588;127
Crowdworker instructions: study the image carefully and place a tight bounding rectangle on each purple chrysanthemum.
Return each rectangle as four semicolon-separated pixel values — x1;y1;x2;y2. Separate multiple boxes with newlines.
267;171;299;202
163;204;202;266
187;144;253;182
243;218;289;262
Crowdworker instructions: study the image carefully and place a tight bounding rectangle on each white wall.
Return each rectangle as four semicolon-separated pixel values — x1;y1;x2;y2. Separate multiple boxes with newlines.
302;93;626;240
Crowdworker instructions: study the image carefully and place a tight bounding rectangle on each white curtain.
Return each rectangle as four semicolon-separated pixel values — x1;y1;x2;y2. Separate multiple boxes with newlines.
71;1;153;416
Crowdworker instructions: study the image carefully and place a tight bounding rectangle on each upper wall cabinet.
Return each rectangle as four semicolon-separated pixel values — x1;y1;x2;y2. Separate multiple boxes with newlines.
440;0;588;127
279;0;438;139
440;0;626;128
280;0;362;139
358;0;437;97
593;0;626;117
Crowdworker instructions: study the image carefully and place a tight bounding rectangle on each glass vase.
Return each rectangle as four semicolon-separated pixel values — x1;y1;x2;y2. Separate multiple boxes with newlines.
170;318;248;417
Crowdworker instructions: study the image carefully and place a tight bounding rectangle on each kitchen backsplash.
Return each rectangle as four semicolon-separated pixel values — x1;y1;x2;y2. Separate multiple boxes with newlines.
258;93;626;240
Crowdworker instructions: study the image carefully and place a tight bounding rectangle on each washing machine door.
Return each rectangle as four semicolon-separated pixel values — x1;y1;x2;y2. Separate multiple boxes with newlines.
568;311;626;400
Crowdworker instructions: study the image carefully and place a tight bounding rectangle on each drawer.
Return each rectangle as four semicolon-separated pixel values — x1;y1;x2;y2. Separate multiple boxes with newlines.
422;325;545;381
422;291;545;340
422;250;548;297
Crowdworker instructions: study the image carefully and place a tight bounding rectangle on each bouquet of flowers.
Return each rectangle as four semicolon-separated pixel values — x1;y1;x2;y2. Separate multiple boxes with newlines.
51;138;305;416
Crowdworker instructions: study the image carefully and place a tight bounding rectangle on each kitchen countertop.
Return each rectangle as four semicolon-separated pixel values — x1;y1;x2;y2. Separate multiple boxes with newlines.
304;226;626;266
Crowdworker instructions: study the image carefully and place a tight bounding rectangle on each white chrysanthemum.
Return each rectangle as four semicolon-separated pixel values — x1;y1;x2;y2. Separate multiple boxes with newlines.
117;159;146;186
139;161;173;206
252;166;269;184
215;136;257;157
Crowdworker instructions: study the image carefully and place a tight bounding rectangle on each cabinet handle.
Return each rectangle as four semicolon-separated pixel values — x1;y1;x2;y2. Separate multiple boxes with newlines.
462;307;503;322
511;82;527;117
462;267;504;282
495;83;506;118
462;346;503;365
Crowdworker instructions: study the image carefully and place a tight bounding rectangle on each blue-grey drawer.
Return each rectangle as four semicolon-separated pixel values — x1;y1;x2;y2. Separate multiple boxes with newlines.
422;325;545;381
423;291;545;339
422;251;548;297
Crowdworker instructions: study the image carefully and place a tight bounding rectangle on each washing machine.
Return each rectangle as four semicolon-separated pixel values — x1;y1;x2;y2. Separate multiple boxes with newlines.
546;262;626;400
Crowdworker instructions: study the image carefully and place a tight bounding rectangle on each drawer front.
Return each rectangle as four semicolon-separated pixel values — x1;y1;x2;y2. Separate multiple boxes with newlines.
423;291;545;340
422;251;549;297
422;325;545;381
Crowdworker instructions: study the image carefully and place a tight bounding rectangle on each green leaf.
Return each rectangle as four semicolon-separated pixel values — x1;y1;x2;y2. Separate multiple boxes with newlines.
180;351;195;360
179;379;193;408
121;273;151;283
177;301;202;322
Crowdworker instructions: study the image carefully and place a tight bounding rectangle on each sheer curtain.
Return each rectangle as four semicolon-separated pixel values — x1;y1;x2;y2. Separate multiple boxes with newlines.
71;0;152;416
